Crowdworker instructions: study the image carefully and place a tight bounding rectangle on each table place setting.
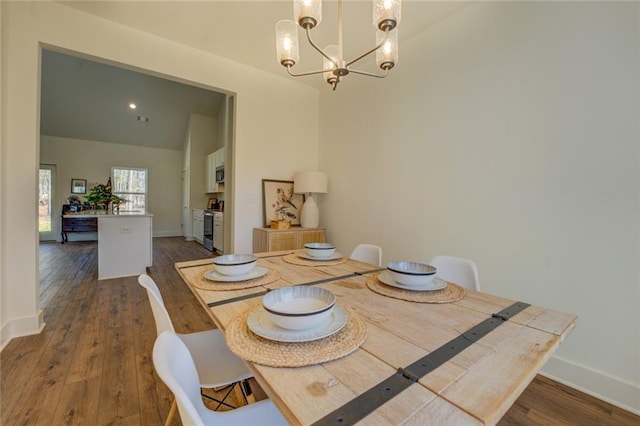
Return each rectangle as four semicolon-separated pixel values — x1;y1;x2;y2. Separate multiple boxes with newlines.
367;261;466;303
192;254;281;291
283;242;349;266
225;286;367;367
175;252;577;425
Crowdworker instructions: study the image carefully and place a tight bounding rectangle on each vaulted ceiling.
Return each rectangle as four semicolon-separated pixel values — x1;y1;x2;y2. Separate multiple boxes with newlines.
42;1;471;149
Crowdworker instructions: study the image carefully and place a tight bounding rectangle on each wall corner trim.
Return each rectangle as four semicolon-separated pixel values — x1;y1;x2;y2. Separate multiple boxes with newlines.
0;310;46;351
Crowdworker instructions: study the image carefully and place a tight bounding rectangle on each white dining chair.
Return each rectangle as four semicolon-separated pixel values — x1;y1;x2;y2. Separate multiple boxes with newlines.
349;243;383;266
153;331;287;426
138;274;253;424
428;255;480;291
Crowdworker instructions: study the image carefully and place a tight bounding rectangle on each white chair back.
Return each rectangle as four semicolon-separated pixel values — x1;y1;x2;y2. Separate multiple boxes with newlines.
138;274;175;335
153;331;287;425
153;331;214;425
429;255;480;291
350;244;383;266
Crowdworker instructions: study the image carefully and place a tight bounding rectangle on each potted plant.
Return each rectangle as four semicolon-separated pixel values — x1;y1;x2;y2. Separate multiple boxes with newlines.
84;178;126;213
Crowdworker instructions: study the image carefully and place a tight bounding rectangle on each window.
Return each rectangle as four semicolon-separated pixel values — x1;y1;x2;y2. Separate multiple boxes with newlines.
112;167;147;213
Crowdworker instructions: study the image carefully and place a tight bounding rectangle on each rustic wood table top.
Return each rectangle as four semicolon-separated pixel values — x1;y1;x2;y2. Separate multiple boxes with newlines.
175;250;576;425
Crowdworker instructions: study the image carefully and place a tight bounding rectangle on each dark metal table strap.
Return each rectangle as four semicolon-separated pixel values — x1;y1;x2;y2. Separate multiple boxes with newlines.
299;274;361;287
178;252;294;270
258;251;296;259
354;268;386;276
312;301;530;426
207;290;268;308
206;269;381;308
176;261;213;270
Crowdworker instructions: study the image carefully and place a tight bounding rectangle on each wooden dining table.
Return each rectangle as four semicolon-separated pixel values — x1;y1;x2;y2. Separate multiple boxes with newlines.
175;250;576;425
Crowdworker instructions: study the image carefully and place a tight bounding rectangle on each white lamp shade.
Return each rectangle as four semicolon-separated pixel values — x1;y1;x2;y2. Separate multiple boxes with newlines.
373;0;401;29
376;29;398;70
323;45;339;84
294;0;322;26
294;171;328;194
276;20;300;65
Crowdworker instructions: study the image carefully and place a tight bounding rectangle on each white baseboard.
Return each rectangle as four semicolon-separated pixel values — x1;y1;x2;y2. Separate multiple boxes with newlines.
152;230;183;238
541;355;640;415
0;310;46;351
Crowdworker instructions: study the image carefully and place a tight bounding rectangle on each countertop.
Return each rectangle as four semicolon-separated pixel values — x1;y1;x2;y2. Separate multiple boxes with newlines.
63;212;153;218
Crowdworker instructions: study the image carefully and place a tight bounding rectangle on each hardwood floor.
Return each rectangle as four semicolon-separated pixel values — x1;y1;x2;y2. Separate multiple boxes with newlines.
1;237;637;425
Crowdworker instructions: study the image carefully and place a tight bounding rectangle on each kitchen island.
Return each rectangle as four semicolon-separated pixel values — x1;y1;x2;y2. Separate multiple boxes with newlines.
62;212;153;280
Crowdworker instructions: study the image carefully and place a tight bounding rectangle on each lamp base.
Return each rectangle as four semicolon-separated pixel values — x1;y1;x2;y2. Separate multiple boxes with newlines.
300;194;319;228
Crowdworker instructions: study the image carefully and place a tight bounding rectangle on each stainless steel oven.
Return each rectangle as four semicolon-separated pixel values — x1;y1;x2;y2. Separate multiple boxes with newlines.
203;210;214;251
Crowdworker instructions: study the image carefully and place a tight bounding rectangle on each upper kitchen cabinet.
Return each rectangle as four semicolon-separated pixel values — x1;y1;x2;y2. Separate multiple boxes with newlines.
206;146;225;194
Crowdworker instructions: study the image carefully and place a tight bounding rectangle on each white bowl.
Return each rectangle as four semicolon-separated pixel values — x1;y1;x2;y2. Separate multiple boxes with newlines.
262;286;336;330
304;242;337;259
386;261;437;287
213;254;258;276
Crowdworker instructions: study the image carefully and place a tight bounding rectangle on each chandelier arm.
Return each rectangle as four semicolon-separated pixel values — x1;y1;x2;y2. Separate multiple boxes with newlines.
305;27;339;67
286;65;335;78
347;68;389;79
345;31;389;68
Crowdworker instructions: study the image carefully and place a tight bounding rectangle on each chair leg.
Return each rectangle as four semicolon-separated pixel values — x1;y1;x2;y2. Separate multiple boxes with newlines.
234;381;247;406
201;386;237;410
240;379;255;404
201;380;254;411
164;399;177;426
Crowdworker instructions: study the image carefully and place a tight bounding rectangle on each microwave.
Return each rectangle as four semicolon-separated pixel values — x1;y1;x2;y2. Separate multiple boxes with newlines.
215;165;224;183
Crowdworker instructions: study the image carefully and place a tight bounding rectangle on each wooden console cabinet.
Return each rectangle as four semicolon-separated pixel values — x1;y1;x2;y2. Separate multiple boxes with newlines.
61;216;98;243
253;227;325;253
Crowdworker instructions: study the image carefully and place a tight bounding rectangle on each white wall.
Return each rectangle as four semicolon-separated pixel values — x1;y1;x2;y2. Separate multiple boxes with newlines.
0;1;4;345
320;1;639;413
188;114;217;212
0;1;319;348
40;135;183;238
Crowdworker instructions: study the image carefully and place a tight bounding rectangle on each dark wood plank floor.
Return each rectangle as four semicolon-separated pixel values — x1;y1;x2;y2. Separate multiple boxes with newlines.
1;237;637;425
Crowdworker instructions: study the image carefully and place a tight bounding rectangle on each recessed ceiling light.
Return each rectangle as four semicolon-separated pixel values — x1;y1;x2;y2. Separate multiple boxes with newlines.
129;103;137;109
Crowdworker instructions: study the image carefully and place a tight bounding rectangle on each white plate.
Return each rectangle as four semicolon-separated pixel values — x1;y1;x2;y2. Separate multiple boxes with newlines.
205;266;268;282
247;304;348;342
297;252;344;261
377;271;447;291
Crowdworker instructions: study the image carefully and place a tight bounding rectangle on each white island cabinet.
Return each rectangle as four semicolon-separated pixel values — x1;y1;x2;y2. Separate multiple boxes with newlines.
97;214;153;280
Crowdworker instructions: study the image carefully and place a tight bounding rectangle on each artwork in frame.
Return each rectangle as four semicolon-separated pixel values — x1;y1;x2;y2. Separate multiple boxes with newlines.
71;178;87;194
262;179;304;227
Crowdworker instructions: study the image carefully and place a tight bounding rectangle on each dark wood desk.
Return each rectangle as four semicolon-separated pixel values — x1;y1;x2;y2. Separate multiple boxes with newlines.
61;215;97;243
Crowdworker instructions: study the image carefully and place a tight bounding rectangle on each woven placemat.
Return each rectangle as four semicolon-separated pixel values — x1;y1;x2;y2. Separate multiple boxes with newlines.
225;307;367;367
192;269;280;291
366;275;465;303
283;253;349;267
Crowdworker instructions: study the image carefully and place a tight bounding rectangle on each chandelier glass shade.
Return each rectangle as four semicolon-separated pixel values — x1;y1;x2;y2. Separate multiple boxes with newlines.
275;0;401;91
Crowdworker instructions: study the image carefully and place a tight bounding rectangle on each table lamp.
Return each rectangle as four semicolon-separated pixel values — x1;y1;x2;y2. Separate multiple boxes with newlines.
293;171;328;228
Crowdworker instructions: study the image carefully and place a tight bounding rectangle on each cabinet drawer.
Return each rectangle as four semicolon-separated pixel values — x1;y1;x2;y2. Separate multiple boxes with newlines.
268;232;297;251
253;227;326;253
298;230;325;247
62;217;98;232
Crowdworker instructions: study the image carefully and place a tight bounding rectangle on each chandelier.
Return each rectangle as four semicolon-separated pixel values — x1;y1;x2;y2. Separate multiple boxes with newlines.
275;0;401;91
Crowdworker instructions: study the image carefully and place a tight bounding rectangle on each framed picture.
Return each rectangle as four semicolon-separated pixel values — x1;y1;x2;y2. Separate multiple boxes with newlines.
207;198;218;209
262;179;304;226
71;178;87;194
